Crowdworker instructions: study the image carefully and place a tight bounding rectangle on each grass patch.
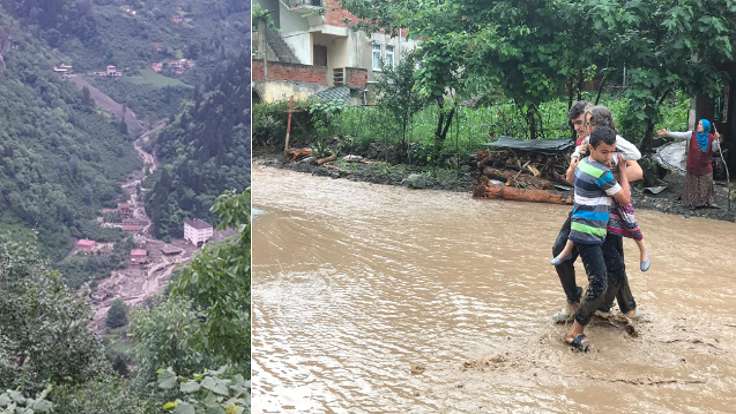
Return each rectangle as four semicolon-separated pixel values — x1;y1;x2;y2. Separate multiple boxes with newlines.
126;69;190;88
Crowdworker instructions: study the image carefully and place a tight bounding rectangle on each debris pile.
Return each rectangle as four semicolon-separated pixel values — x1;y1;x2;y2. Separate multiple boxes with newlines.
473;144;574;205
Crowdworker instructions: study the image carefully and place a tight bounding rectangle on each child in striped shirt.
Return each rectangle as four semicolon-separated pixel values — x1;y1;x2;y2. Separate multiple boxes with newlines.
553;137;651;272
558;127;633;351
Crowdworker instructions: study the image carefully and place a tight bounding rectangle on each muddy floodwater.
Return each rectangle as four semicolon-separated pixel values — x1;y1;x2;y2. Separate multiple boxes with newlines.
252;164;736;414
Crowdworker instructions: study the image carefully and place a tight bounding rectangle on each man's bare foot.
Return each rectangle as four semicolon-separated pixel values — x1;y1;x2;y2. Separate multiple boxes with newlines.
552;303;579;323
564;321;589;352
624;308;640;319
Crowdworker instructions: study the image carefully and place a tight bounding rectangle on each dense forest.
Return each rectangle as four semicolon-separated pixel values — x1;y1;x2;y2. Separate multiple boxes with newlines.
146;53;251;240
1;0;248;72
2;0;250;122
0;11;139;260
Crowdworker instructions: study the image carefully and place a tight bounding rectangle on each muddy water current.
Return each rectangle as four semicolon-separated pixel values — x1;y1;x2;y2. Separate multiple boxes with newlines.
252;164;736;414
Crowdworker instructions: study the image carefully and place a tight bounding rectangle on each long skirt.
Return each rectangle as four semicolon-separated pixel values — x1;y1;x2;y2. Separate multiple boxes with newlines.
608;202;643;241
682;172;714;208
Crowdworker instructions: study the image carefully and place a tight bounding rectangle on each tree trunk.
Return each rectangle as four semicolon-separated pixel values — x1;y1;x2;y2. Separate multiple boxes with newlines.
641;90;672;153
576;70;584;101
527;106;538;140
439;106;456;142
641;119;655;154
594;72;608;105
434;97;445;148
567;79;575;138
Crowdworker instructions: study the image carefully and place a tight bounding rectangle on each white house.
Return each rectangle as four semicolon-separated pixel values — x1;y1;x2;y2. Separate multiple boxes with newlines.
184;218;214;247
253;0;419;103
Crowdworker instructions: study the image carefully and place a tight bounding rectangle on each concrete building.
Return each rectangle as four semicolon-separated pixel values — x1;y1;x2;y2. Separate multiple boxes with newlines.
184;218;214;247
95;65;123;78
252;0;419;103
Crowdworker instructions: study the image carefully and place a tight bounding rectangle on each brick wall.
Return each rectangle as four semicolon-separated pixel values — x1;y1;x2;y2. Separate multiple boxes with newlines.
253;59;328;85
324;0;359;27
344;67;368;89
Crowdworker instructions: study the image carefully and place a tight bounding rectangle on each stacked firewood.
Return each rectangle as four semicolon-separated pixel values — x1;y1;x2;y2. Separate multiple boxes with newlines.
473;149;573;205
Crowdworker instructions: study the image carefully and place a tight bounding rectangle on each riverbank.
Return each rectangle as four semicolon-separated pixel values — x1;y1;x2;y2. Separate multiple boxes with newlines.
255;151;736;223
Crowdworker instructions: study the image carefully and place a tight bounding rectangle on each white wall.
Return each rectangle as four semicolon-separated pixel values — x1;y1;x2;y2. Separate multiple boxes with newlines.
278;2;310;33
365;32;419;82
331;37;349;68
282;32;312;64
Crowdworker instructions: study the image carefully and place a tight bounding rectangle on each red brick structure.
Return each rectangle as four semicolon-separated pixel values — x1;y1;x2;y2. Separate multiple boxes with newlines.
323;0;359;27
344;67;368;89
253;59;329;85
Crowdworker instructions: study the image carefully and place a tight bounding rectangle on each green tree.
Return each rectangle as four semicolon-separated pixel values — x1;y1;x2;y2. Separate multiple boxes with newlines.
375;51;427;161
171;189;251;371
120;105;129;135
0;234;107;393
81;86;94;107
343;1;473;146
106;299;129;329
130;297;214;387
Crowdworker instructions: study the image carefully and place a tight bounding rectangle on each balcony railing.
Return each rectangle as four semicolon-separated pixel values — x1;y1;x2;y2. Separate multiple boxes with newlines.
287;0;324;9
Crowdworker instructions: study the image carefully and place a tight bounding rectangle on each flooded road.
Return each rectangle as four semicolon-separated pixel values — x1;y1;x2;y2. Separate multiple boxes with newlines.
252;164;736;413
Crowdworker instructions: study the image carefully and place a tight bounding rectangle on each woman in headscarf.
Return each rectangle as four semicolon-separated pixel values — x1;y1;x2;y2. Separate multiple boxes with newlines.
657;119;721;208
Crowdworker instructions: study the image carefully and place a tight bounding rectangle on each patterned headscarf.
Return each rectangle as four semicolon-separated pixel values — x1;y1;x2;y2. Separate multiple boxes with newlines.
696;119;712;152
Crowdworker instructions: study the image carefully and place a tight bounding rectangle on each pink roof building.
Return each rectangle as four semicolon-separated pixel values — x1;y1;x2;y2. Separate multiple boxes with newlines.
76;239;97;251
121;224;141;233
130;249;148;264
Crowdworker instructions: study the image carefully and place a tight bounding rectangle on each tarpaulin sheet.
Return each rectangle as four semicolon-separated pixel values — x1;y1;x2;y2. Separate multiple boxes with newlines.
653;141;687;176
485;136;574;154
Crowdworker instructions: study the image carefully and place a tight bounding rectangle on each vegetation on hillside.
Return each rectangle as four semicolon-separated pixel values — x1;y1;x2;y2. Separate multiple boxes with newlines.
0;11;140;260
146;54;251;240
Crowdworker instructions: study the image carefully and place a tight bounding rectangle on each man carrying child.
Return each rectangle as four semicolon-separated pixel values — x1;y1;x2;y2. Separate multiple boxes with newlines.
563;126;632;351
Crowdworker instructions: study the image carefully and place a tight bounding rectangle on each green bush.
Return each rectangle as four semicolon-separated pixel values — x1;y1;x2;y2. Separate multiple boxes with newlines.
0;387;53;413
106;299;129;330
254;92;690;167
156;366;249;414
252;101;314;148
51;376;148;414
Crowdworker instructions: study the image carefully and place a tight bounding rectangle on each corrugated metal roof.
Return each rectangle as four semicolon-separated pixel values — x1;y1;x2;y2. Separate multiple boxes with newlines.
314;86;351;104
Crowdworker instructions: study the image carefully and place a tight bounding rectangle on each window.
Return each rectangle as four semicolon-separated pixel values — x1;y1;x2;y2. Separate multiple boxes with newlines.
372;43;382;71
385;45;394;68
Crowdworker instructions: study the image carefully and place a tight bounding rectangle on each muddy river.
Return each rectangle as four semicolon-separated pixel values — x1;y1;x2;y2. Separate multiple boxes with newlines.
252;164;736;413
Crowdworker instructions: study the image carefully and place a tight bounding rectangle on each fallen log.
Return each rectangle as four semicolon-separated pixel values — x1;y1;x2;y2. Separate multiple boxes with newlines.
316;154;337;165
285;147;312;161
480;167;555;190
474;177;572;205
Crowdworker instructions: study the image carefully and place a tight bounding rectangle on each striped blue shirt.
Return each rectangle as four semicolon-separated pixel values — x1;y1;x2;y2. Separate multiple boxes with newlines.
569;157;621;245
